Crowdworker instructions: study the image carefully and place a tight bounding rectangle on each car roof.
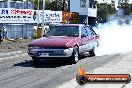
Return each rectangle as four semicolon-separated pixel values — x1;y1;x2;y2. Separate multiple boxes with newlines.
55;24;85;27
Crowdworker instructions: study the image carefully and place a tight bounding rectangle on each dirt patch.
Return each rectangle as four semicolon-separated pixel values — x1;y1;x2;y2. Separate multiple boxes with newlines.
0;38;34;53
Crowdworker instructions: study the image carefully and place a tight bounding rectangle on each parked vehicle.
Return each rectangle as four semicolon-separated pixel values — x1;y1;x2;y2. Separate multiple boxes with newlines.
28;24;100;64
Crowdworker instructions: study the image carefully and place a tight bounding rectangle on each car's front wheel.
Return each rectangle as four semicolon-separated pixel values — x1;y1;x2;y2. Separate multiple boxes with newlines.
71;46;79;63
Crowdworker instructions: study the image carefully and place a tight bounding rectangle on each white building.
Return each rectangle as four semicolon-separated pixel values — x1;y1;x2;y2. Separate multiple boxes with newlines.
0;0;34;39
70;0;97;25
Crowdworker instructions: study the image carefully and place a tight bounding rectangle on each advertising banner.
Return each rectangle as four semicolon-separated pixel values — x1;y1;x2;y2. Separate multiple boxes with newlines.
62;11;79;23
38;10;62;23
0;8;37;23
0;8;62;23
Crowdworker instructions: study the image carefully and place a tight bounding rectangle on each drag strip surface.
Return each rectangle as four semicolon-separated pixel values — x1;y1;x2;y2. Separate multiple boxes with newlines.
0;54;123;88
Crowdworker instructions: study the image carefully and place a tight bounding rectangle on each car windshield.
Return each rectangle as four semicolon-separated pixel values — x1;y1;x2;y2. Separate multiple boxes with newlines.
45;26;79;37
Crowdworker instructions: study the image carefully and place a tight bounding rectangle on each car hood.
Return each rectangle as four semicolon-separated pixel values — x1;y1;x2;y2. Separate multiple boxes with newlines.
29;36;79;48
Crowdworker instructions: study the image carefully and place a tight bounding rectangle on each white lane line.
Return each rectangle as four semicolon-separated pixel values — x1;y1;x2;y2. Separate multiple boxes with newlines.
0;53;28;60
0;51;22;57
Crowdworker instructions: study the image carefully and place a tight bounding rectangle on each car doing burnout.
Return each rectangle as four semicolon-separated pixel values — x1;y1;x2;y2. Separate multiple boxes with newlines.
28;24;99;64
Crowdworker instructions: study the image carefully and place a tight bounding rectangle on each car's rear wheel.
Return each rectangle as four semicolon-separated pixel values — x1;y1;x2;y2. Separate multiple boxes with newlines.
89;47;96;56
32;57;40;65
71;46;79;63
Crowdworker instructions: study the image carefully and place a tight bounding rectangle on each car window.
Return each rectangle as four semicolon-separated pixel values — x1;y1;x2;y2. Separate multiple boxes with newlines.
46;26;79;37
85;26;96;36
81;26;87;37
89;27;97;35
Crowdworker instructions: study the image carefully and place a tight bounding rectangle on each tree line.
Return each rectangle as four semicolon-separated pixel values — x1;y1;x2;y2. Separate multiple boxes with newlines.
29;0;68;11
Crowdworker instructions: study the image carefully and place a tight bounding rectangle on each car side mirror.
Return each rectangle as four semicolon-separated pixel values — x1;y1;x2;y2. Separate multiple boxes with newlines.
81;34;86;38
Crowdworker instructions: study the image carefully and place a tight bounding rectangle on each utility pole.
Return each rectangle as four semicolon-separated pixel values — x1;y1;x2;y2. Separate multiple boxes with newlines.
37;0;40;28
7;0;11;8
42;0;45;35
62;0;65;11
26;0;29;38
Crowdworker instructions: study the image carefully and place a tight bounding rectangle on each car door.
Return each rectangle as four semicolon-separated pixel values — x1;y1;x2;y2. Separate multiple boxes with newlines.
85;26;98;51
79;26;88;54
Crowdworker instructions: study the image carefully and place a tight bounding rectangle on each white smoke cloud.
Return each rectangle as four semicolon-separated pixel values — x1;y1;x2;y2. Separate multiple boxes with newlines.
94;20;132;56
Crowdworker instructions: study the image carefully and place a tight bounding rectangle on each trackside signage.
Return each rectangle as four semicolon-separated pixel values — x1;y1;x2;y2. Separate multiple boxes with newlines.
38;10;62;23
0;8;37;23
0;9;62;23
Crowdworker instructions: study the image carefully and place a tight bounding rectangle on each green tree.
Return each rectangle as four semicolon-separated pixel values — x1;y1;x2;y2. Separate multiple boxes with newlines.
29;0;69;11
28;0;52;10
118;3;132;15
50;0;68;11
97;3;116;23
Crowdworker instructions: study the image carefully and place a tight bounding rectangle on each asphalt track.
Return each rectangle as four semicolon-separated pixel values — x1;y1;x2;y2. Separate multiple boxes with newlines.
0;53;122;88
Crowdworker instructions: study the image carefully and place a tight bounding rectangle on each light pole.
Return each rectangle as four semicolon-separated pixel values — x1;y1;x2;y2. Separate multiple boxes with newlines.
26;0;29;38
87;0;90;25
62;0;65;11
42;0;45;35
7;0;11;8
37;0;40;28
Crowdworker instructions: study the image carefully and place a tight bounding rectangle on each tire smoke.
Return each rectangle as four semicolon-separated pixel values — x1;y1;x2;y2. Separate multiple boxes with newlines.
94;20;132;56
